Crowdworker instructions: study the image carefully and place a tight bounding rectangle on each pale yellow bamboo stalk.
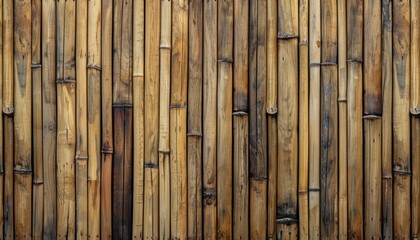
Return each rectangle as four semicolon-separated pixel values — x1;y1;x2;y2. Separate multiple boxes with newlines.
411;0;420;115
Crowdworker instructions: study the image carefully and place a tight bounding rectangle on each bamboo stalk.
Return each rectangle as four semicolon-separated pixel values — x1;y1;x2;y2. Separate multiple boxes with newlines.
413;116;420;239
0;2;4;237
132;0;145;238
144;0;160;237
87;0;102;237
266;0;278;237
100;0;113;238
233;0;249;238
381;0;393;237
31;0;43;238
42;0;57;238
308;0;321;237
202;0;218;238
57;0;76;237
277;0;299;238
159;0;171;238
75;0;88;238
392;0;411;238
187;0;203;238
411;0;420;115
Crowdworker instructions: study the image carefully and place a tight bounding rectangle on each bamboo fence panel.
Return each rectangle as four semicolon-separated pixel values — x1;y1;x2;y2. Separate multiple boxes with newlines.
0;1;418;239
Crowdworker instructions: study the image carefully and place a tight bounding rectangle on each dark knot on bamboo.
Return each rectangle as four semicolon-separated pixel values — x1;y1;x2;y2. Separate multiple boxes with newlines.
346;58;363;63
56;78;76;84
277;33;299;39
3;106;15;116
87;64;102;71
31;63;42;68
145;163;159;169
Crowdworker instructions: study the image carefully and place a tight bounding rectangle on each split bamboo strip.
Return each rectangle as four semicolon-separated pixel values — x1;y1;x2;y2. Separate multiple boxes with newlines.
381;0;393;237
31;0;43;238
3;0;14;237
266;0;278;237
413;116;420;238
298;0;309;237
0;2;3;237
277;0;299;238
217;0;233;238
308;0;321;237
187;0;203;238
363;117;382;239
42;0;57;238
159;0;171;238
87;0;102;237
144;0;160;237
75;0;88;238
132;0;145;238
347;0;363;237
392;0;411;238
411;0;420;115
337;0;347;238
100;0;113;237
202;0;218;238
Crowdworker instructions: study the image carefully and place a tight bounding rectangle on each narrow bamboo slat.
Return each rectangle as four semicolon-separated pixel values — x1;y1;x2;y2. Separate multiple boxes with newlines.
392;0;411;238
411;0;420;115
187;0;203;238
202;0;218;238
413;116;420;238
0;2;4;237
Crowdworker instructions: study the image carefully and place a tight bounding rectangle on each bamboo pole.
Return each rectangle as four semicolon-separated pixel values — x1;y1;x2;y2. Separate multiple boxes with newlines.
42;0;57;238
187;0;203;238
392;0;411;238
31;0;43;238
57;0;76;237
381;0;393;237
347;0;363;237
298;0;309;237
75;0;88;238
101;0;113;238
233;0;249;238
308;0;321;237
87;0;102;237
277;0;299;238
413;116;420;238
0;2;4;237
144;0;160;237
203;0;217;238
159;0;171;238
132;0;144;238
266;0;278;237
411;0;420;116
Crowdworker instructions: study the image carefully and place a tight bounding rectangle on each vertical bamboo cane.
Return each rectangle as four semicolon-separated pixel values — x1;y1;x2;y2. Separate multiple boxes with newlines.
203;0;217;238
101;0;113;238
381;0;393;237
144;0;160;237
0;2;3;237
132;0;144;238
298;0;309;237
347;0;363;237
413;116;420;238
188;0;203;238
159;0;171;238
31;0;43;238
392;0;411;238
87;0;102;237
266;0;278;237
308;0;321;237
217;0;233;238
75;0;88;238
337;0;347;238
57;0;76;237
277;0;299;238
42;0;57;238
233;0;249;238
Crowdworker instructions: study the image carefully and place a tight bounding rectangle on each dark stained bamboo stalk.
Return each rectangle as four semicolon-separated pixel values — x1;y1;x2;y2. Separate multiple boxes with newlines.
0;2;3;237
381;0;393;237
42;0;57;238
266;0;278;237
347;0;363;237
100;0;113;238
233;0;249;238
392;0;411;238
31;0;43;238
412;116;420;238
277;0;299;238
57;0;76;237
132;0;144;238
411;0;420;115
187;0;203;238
202;0;218;238
217;0;233;238
144;0;160;237
75;0;88;238
87;0;102;237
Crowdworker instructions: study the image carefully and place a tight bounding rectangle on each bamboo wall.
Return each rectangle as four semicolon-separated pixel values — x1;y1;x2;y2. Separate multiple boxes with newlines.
0;0;419;239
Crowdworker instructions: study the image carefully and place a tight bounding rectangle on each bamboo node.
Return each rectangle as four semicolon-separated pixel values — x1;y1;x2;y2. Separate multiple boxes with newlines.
267;108;278;115
309;62;321;67
33;180;44;185
276;217;299;224
31;63;42;68
75;156;89;160
249;176;268;181
337;98;347;102
308;187;320;192
202;189;217;198
232;111;248;116
101;148;114;154
277;33;299;39
56;78;76;84
299;41;309;45
14;168;33;174
363;115;382;119
3;106;15;116
217;57;233;63
159;45;171;50
145;163;159;169
346;58;363;63
170;103;187;109
187;131;202;137
320;62;337;66
393;169;411;176
158;149;170;154
382;174;392;179
113;103;133;108
298;190;309;194
87;64;102;71
0;172;4;176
